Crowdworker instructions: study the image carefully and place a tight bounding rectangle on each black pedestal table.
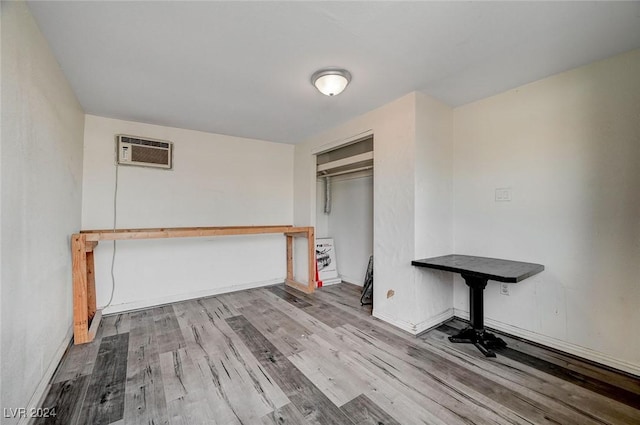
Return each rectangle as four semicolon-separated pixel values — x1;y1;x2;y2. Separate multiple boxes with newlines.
412;255;544;357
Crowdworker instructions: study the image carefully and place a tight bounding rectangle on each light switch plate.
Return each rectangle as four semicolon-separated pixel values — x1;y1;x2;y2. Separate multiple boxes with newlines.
495;188;512;202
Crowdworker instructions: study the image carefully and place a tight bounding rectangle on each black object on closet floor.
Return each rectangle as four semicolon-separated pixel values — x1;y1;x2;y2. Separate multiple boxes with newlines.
360;255;373;306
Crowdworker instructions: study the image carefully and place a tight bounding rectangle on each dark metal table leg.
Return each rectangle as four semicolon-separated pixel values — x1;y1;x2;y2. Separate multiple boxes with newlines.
448;274;506;357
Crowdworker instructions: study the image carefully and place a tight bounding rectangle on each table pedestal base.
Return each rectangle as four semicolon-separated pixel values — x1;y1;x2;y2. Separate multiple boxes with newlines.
449;274;507;357
448;327;506;357
412;255;544;358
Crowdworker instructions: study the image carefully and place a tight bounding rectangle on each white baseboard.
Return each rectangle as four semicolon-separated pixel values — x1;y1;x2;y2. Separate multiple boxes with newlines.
20;326;73;425
103;278;284;315
453;308;640;377
321;277;342;286
373;308;454;335
339;274;363;286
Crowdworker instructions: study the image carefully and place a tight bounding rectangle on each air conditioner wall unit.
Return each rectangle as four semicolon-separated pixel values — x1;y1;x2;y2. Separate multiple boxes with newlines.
116;134;173;169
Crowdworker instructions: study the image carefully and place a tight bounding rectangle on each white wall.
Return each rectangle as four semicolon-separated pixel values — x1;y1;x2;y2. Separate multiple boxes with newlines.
1;1;85;421
414;93;454;326
453;49;640;374
82;115;294;313
320;173;374;286
295;93;454;334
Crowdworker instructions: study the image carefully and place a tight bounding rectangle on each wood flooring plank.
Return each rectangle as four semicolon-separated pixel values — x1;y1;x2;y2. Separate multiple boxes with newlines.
195;295;241;319
500;333;640;396
101;313;131;338
51;337;101;384
442;321;640;405
342;322;616;425
183;297;291;407
40;283;640;425
288;338;452;425
335;326;529;425
327;281;364;293
264;286;530;424
419;327;639;425
152;305;186;354
159;348;218;425
33;375;90;425
288;332;376;407
287;331;451;425
435;323;640;412
218;288;265;309
123;309;169;425
288;349;366;407
52;315;112;384
168;303;243;425
291;338;450;425
260;289;344;336
79;333;129;425
340;394;401;425
322;283;368;301
173;299;289;424
362;388;451;425
239;298;312;356
226;315;356;425
437;316;640;397
299;289;412;339
311;290;621;423
315;286;376;317
261;403;310;425
258;292;465;424
304;304;350;328
499;345;640;409
268;287;352;328
267;285;313;308
184;300;292;411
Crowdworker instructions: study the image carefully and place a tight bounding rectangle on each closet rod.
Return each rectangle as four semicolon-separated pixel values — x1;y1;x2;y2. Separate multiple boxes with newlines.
317;165;373;179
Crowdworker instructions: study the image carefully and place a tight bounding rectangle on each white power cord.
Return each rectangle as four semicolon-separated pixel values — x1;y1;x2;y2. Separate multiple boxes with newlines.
101;162;119;309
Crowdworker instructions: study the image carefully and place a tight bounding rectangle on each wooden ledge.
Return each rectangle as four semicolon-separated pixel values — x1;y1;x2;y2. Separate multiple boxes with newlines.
80;225;312;242
72;225;316;344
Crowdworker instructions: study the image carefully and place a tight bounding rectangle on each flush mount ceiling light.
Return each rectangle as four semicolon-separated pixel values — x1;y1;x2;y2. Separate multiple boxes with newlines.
311;68;352;96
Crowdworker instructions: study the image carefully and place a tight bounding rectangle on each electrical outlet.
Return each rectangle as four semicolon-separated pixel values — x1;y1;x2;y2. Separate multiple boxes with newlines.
500;283;510;296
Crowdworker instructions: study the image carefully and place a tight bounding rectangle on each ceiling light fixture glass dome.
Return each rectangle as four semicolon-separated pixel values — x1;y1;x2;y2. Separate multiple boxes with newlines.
311;68;352;96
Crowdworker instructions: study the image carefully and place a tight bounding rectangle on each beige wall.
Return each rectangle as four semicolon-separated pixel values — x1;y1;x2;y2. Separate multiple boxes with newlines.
414;93;455;326
296;49;640;374
82;115;294;314
295;93;456;334
1;1;85;420
453;49;640;373
317;173;374;286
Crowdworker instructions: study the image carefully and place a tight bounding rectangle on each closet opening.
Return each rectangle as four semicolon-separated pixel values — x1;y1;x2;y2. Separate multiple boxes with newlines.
315;135;374;310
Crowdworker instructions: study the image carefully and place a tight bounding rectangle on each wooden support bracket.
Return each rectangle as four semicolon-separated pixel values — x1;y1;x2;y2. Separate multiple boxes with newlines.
72;233;102;344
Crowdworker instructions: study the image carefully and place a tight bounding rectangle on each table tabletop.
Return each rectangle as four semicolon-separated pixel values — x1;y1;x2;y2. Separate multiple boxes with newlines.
411;254;544;283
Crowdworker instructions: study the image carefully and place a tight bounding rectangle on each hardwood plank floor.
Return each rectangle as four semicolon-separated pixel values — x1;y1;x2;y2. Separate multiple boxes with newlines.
123;309;168;425
340;394;401;425
33;375;90;425
39;282;640;424
79;333;129;425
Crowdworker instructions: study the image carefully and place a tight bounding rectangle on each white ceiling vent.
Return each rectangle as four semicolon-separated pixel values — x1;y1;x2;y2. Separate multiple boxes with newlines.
116;135;173;169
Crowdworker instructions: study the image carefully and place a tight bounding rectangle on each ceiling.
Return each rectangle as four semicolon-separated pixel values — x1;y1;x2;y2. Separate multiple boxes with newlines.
28;1;640;144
